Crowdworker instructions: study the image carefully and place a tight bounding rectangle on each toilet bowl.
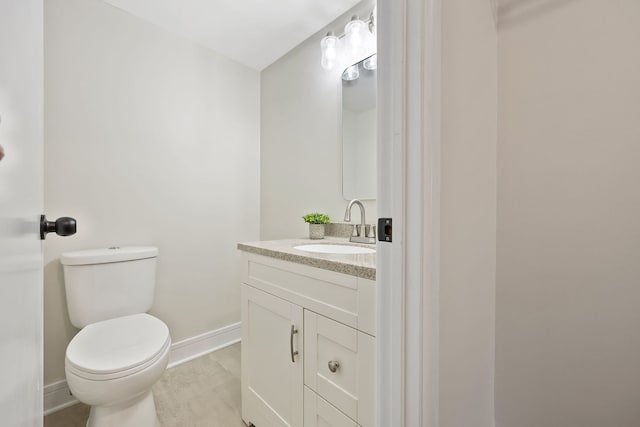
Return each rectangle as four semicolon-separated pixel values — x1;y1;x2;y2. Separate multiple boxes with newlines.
65;314;171;427
61;246;170;427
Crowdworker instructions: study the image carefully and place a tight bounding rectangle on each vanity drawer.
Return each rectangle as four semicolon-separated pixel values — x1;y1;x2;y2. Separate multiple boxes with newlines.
304;386;358;427
241;253;376;336
304;310;375;427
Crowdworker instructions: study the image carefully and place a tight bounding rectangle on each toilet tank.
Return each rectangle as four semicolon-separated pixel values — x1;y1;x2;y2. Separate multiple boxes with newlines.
60;246;159;328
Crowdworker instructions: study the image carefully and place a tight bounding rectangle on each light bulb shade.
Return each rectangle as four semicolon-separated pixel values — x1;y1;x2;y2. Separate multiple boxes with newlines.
345;17;366;56
320;33;340;70
371;6;377;35
342;64;360;81
363;54;377;70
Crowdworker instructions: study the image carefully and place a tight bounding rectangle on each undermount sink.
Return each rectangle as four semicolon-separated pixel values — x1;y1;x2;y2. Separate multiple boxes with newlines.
294;244;376;255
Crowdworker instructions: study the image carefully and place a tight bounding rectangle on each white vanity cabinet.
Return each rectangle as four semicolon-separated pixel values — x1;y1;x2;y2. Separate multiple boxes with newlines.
239;252;375;427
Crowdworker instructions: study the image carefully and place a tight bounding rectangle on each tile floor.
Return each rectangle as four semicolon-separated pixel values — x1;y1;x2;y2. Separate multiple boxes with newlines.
44;342;245;427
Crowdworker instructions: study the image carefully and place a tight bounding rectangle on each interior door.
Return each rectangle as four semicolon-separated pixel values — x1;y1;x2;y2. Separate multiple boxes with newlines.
0;1;44;426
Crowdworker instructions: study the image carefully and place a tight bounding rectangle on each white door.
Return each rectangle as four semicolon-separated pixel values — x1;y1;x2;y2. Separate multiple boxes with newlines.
241;284;303;427
0;1;44;426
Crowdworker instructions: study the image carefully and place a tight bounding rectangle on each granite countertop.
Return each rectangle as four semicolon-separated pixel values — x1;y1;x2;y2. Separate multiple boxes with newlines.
237;237;376;280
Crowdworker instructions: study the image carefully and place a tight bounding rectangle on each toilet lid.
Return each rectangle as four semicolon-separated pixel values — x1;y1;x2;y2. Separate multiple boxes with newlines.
66;313;170;376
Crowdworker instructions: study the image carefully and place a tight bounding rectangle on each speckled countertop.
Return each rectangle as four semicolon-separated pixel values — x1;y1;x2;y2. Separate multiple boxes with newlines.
237;237;376;280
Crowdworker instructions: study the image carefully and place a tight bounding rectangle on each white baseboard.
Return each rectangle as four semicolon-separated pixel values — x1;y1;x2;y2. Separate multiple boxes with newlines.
43;322;241;416
43;380;77;416
167;321;241;368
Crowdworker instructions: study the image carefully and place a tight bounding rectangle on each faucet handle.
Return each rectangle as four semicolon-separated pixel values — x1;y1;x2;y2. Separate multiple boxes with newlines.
355;224;362;237
366;225;376;238
350;224;359;237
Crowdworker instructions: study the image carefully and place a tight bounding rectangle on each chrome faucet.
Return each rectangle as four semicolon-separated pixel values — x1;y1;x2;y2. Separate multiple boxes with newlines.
344;199;376;244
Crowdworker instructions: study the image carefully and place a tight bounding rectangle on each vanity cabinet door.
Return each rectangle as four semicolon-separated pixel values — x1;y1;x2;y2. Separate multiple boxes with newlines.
304;386;358;427
304;310;375;427
241;284;304;427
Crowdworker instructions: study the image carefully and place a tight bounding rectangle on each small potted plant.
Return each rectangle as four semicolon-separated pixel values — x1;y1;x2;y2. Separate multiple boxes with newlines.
302;212;331;240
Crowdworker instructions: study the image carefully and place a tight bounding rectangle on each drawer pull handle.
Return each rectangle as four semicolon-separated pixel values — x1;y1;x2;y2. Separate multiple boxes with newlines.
328;360;340;373
290;325;299;363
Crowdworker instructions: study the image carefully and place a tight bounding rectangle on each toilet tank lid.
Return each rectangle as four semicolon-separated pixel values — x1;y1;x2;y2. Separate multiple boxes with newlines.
60;246;158;266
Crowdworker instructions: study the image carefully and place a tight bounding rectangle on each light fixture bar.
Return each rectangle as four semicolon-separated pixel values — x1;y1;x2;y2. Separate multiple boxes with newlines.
320;8;376;71
328;13;375;40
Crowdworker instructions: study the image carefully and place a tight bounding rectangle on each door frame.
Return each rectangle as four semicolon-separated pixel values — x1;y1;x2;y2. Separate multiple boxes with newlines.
377;0;441;425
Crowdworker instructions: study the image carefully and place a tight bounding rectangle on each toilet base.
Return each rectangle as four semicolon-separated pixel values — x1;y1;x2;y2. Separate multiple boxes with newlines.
86;390;160;427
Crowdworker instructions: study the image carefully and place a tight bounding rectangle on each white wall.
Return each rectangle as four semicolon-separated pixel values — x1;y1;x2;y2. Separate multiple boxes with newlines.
43;0;259;385
496;1;640;426
260;2;376;240
440;0;497;426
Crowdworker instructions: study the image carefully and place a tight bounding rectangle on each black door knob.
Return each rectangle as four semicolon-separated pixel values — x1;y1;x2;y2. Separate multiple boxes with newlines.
40;215;77;240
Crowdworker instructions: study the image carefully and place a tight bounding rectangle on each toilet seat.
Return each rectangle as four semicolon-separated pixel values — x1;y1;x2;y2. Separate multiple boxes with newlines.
66;313;170;381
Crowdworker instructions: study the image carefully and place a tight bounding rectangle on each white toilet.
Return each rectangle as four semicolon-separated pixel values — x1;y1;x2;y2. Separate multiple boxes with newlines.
61;246;171;427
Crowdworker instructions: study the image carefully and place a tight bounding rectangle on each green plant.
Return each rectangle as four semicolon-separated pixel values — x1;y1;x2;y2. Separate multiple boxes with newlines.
302;212;330;224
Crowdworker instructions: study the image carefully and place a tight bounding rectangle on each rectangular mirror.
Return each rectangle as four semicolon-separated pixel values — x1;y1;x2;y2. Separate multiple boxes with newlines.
342;54;377;200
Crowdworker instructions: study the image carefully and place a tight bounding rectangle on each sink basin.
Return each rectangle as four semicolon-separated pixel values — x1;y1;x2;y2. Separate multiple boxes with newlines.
294;244;375;255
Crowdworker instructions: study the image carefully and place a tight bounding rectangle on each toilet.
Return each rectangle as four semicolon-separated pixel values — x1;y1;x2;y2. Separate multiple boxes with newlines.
61;246;171;427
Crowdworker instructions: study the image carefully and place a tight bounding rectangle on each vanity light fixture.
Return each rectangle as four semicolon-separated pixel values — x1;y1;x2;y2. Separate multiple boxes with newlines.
320;8;376;71
344;15;367;57
342;64;360;81
320;32;340;70
363;53;377;70
371;5;377;35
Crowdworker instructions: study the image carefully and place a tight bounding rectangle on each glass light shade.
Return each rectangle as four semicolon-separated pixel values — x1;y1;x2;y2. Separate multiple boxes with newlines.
345;16;366;56
363;54;377;70
320;33;339;70
372;6;377;35
342;64;360;81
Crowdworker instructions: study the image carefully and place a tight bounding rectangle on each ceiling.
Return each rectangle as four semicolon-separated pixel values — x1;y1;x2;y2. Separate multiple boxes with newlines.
103;0;362;71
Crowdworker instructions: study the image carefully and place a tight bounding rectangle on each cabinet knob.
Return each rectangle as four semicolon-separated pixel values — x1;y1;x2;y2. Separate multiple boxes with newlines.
328;360;340;373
